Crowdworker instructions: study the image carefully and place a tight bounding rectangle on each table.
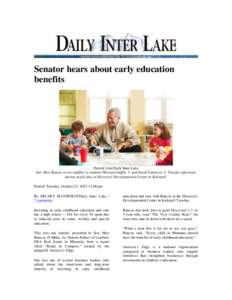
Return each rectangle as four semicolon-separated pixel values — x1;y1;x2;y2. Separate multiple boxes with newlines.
70;152;156;166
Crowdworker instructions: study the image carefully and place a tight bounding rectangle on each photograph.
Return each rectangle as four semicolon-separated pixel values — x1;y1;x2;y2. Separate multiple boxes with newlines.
59;89;173;166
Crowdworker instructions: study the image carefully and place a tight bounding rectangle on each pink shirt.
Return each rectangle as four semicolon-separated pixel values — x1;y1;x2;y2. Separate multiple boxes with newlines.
149;136;171;147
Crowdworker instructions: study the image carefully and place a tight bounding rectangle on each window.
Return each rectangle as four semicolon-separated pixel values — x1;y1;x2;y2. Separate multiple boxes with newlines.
166;99;173;124
88;93;129;124
111;98;128;122
59;91;76;127
145;95;173;124
146;98;162;122
89;98;106;123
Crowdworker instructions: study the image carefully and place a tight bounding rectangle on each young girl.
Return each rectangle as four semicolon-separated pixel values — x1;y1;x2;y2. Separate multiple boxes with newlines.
148;121;172;152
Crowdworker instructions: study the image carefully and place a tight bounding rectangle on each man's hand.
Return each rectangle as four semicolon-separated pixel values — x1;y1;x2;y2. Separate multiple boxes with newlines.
115;143;125;151
115;141;132;151
88;136;95;146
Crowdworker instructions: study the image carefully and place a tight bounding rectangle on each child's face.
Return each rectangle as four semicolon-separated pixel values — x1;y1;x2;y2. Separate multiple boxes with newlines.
72;130;83;138
153;125;162;137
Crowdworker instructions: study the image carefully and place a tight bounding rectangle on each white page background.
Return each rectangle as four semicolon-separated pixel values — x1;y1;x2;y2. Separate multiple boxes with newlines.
1;1;231;299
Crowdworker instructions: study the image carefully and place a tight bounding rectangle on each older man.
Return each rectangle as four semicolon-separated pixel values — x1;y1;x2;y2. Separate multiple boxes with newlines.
90;107;141;152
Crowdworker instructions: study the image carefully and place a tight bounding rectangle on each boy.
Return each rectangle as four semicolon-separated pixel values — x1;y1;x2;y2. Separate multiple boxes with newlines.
61;120;88;152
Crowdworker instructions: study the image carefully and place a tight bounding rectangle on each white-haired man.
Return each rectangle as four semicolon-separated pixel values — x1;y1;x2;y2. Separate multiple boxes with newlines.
90;107;141;152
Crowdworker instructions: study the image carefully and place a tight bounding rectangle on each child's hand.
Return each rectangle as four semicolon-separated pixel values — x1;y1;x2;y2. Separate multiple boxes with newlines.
155;147;161;159
149;144;159;152
153;144;159;151
67;145;74;152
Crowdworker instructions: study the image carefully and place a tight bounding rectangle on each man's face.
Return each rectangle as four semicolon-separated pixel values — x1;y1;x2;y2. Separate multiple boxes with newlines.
107;112;119;128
